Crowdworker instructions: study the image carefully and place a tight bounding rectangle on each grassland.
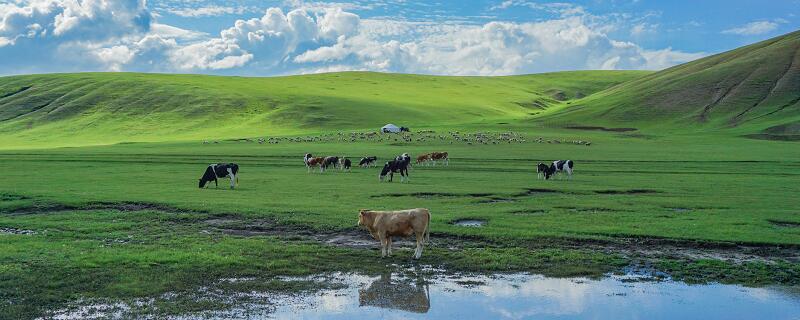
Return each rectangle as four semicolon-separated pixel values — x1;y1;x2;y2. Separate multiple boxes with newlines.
540;30;800;138
0;70;647;149
1;125;798;318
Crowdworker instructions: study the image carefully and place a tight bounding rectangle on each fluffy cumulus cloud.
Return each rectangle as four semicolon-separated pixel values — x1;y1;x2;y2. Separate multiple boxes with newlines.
0;1;703;76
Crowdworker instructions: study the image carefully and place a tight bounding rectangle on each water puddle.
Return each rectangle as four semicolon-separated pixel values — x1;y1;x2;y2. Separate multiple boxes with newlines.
49;272;800;319
262;272;800;320
451;219;486;227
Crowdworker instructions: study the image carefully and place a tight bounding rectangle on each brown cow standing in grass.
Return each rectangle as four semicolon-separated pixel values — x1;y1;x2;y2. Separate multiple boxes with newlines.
430;151;449;166
416;153;432;165
358;208;431;259
303;153;325;173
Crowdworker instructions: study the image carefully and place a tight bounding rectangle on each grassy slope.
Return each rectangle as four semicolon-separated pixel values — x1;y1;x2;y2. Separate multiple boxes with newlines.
0;70;647;149
540;30;800;136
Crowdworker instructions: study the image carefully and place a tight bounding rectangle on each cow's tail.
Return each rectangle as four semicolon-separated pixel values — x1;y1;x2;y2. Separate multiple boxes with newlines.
424;209;431;245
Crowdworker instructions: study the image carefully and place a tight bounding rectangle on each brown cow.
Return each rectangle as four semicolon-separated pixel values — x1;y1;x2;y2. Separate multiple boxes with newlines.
430;151;449;166
416;153;432;165
358;208;431;259
303;153;325;173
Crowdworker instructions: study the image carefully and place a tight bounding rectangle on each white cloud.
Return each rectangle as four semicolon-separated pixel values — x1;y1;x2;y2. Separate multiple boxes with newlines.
630;23;658;36
722;21;779;35
166;5;252;18
0;2;703;75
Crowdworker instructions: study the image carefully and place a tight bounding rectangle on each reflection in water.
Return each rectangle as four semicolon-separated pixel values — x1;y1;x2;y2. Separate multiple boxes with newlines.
358;272;430;313
263;272;800;320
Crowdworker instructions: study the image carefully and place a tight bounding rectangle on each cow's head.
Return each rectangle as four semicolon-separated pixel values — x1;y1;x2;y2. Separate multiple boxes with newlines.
379;163;391;181
358;209;369;226
544;165;556;180
198;178;206;188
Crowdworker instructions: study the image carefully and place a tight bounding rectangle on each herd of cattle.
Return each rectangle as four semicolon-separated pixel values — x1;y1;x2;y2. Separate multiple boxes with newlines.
197;152;575;259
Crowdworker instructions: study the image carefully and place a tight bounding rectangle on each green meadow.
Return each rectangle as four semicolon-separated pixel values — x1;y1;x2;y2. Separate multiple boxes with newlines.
1;31;800;318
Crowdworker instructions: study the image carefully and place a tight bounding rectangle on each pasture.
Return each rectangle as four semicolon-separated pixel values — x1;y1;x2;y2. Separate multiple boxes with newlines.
1;125;799;318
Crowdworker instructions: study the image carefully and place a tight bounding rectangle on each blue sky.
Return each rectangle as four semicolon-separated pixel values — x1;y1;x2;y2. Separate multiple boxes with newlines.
1;0;798;76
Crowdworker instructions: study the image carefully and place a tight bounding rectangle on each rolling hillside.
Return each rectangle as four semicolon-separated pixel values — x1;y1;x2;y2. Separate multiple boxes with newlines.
0;71;646;148
542;30;800;139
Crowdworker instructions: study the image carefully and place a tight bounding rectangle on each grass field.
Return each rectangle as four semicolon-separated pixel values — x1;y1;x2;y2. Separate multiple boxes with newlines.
1;124;799;318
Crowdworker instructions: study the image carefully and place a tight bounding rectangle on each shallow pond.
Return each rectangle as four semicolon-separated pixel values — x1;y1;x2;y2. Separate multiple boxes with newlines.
262;272;799;320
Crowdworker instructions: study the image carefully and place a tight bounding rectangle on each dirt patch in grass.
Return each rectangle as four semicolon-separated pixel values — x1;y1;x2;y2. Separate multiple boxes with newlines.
564;125;638;132
0;227;36;235
510;209;548;215
374;192;494;199
744;134;800;141
595;189;660;195
557;206;619;213
0;193;30;201
768;219;800;228
513;188;565;197
476;197;516;204
4;201;200;215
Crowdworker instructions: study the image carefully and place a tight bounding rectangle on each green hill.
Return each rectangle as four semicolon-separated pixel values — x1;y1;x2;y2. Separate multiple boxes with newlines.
541;30;800;139
0;71;646;148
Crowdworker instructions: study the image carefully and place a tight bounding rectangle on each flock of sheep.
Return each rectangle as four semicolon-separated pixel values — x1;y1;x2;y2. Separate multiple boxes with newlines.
202;130;592;147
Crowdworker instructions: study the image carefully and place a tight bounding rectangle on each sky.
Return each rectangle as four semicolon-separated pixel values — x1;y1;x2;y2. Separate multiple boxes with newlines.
0;0;798;76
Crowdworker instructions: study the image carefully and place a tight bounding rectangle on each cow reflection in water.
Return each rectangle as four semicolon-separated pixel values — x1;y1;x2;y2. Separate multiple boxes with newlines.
358;273;430;313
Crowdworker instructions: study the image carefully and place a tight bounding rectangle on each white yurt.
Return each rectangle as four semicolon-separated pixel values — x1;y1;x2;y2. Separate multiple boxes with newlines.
381;124;401;133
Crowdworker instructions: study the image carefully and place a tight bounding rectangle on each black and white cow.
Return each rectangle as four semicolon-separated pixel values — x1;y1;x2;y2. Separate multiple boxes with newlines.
199;163;239;189
321;156;339;172
536;162;548;179
359;156;378;168
339;157;352;172
546;160;574;180
380;153;411;182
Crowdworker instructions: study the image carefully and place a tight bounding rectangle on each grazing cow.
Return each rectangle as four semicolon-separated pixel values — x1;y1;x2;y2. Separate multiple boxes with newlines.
339;157;352;172
416;153;432;166
304;153;325;173
546;160;574;180
321;156;339;172
536;163;548;179
359;273;430;313
430;152;449;166
358;208;431;259
380;153;411;182
199;163;239;189
359;156;378;168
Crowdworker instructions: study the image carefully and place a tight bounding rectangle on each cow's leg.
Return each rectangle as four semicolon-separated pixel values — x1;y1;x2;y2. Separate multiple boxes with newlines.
379;233;388;257
228;169;235;189
387;237;393;256
214;178;218;188
414;231;424;259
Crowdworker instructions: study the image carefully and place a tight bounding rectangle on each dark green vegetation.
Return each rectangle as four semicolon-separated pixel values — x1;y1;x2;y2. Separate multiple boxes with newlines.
0;31;799;318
